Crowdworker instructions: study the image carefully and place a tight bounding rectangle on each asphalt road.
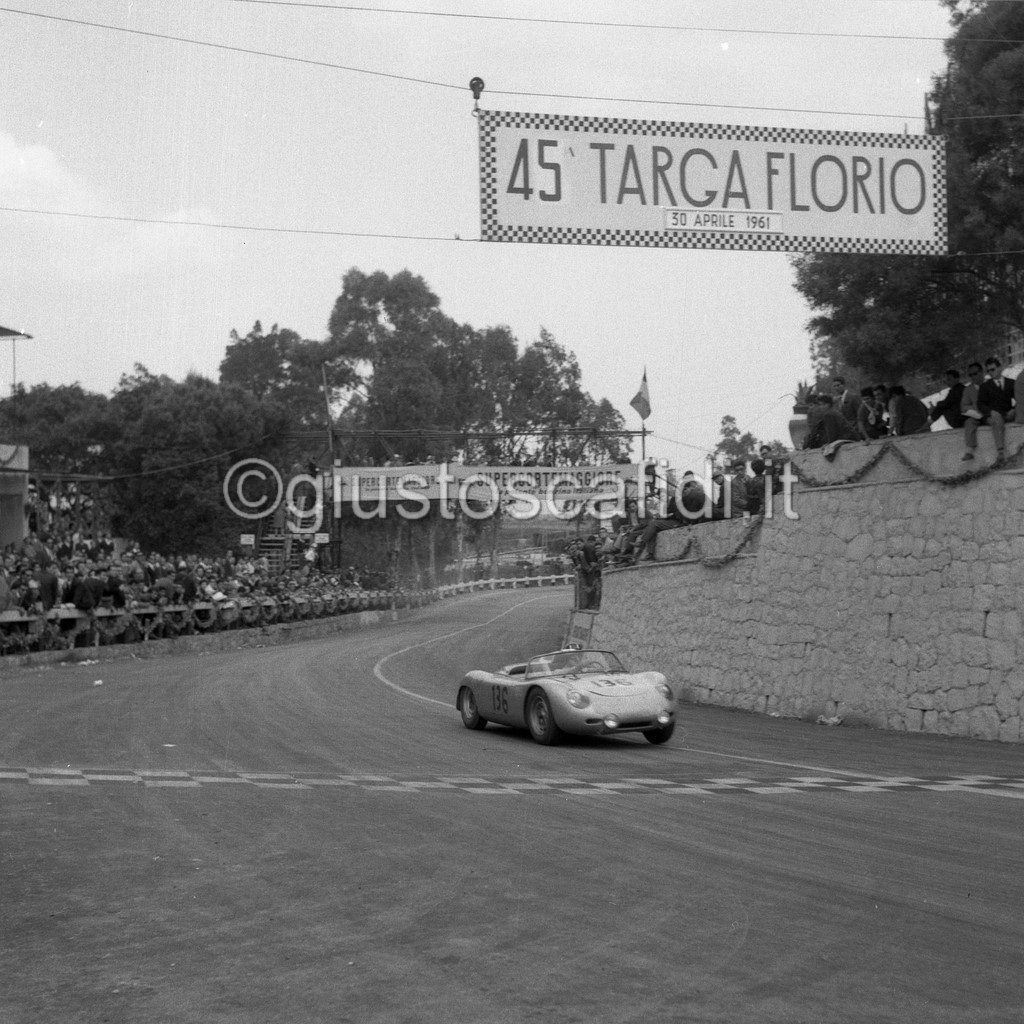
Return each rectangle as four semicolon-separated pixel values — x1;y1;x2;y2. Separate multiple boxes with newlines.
1;589;1022;1024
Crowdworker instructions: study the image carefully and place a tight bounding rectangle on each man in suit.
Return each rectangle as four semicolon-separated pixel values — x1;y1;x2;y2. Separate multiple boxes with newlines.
961;360;1009;461
984;356;1015;420
831;376;861;429
930;368;965;430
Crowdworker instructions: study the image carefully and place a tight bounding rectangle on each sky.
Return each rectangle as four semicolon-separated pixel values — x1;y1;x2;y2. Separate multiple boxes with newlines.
0;0;955;471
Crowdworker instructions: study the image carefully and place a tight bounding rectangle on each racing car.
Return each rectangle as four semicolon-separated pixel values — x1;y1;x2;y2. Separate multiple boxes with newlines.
456;647;676;745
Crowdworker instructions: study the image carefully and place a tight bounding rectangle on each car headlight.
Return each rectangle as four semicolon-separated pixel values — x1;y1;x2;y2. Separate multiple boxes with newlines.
566;690;591;709
656;683;675;700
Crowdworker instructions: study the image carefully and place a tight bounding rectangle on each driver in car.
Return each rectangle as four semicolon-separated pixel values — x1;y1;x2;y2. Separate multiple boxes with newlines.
548;651;581;674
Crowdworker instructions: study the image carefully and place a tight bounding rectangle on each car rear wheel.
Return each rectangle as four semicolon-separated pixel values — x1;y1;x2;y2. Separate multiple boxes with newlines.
526;689;563;745
643;722;675;745
459;687;487;730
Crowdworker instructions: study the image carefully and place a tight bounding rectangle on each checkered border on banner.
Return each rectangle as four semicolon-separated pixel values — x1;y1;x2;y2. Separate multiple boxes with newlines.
477;110;947;256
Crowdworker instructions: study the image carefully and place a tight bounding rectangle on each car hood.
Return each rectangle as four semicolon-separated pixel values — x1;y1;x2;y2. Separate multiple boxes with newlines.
578;671;662;697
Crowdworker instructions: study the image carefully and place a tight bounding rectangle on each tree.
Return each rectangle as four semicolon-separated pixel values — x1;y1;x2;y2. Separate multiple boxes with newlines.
793;252;990;384
0;383;112;474
793;0;1024;382
220;321;356;429
499;330;630;464
326;269;632;465
106;368;288;553
712;415;781;464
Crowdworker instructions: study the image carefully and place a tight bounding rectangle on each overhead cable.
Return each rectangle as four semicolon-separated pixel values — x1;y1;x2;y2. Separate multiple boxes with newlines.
0;6;930;122
219;0;1007;45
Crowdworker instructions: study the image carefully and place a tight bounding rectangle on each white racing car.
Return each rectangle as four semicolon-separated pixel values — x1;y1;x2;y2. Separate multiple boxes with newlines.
456;648;676;746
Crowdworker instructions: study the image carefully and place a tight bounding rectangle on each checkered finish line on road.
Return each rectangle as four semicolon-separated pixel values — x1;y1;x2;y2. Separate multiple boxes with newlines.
3;768;1024;798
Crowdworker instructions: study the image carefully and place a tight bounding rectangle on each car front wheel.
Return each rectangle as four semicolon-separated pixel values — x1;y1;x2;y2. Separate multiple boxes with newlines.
526;689;563;745
643;722;675;745
459;687;487;730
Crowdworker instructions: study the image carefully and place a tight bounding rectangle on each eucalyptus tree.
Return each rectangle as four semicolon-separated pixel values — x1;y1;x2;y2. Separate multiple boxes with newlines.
793;0;1024;382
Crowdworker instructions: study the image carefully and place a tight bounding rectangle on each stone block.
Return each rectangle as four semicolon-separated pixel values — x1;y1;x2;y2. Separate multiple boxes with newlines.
846;533;874;562
995;683;1018;719
969;705;1001;741
945;687;968;713
950;710;971;736
999;717;1021;743
1007;672;1024;700
986;639;1017;672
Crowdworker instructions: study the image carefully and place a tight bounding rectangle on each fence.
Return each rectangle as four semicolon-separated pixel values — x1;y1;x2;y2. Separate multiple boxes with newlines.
0;574;574;656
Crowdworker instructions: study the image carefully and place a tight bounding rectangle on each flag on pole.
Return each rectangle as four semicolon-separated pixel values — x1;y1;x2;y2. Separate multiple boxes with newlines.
629;369;651;421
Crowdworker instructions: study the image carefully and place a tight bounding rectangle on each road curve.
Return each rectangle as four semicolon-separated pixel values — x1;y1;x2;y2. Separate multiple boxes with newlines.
2;589;1022;1024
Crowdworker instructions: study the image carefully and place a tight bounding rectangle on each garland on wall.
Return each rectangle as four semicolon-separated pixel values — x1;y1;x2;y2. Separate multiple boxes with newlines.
609;435;1024;575
795;435;1024;489
619;513;765;572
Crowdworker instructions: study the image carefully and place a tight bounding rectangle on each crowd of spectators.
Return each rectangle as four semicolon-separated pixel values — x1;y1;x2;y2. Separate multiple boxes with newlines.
803;375;934;448
0;531;389;619
565;449;789;609
803;361;1023;461
568;357;1023;608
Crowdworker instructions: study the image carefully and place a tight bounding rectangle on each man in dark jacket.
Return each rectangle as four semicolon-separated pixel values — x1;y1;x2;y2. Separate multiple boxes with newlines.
803;395;856;449
70;564;97;612
982;356;1015;420
930;369;965;430
888;385;931;435
961;361;1008;461
32;565;61;611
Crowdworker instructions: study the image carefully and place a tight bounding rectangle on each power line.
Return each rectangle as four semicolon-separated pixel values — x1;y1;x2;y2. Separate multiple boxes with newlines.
0;205;463;243
6;205;1024;258
0;7;462;93
5;4;1024;124
0;6;926;123
218;0;984;44
493;90;918;121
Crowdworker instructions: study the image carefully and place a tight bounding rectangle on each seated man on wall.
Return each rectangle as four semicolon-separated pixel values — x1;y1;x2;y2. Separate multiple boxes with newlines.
961;361;1007;461
929;368;965;430
803;394;857;449
984;356;1015;428
887;385;931;436
633;491;687;562
857;386;888;440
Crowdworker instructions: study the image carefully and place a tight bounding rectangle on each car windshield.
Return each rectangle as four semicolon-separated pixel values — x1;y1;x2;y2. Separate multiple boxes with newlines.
525;650;626;678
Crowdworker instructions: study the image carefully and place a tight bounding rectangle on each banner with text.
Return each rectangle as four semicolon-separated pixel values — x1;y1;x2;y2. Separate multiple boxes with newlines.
335;463;638;518
478;109;946;255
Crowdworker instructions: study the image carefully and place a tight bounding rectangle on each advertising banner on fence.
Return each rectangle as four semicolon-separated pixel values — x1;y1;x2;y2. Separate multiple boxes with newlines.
478;109;947;255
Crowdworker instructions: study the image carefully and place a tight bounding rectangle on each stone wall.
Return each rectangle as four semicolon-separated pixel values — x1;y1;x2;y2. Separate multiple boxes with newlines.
592;424;1024;742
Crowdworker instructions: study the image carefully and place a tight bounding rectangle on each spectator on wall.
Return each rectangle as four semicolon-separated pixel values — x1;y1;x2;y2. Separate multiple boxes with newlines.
961;361;1006;461
888;385;931;436
984;356;1015;422
831;376;860;429
870;384;891;435
929;369;966;430
633;492;687;562
857;386;887;440
804;394;857;449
